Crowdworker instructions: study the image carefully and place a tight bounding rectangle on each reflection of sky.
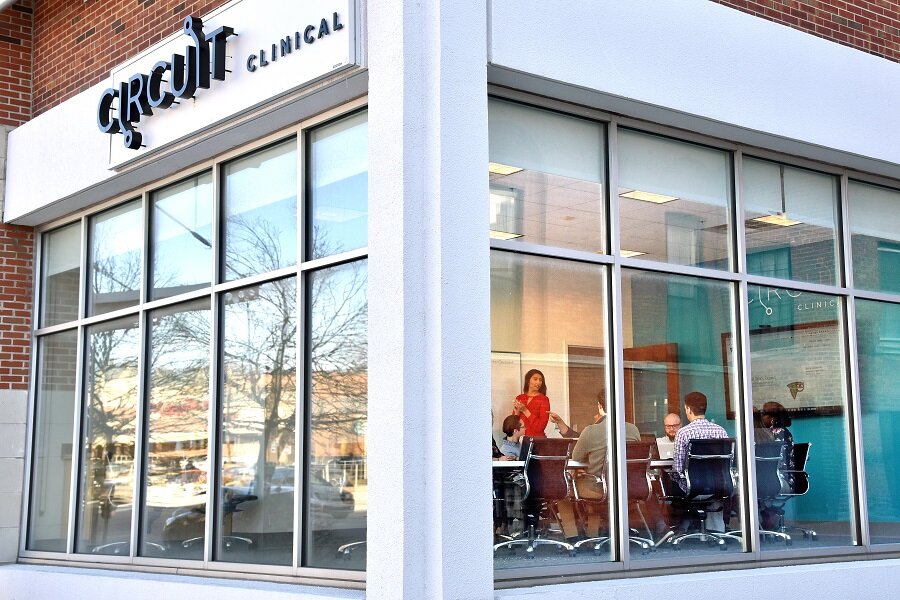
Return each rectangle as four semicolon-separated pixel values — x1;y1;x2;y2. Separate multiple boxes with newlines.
224;142;297;277
92;200;142;295
152;175;213;293
311;113;367;258
311;262;367;372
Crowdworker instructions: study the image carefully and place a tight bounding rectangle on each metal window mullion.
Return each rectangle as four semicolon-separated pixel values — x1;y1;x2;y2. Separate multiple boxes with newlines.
732;150;760;556
129;311;148;559
293;130;306;572
843;294;868;547
204;289;220;565
839;171;869;547
607;119;628;566
205;160;223;565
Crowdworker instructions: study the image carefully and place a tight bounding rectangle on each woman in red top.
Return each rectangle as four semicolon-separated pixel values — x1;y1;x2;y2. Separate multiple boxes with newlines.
513;369;550;437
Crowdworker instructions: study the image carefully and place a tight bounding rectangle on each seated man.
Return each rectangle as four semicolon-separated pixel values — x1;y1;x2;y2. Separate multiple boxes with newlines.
498;414;526;458
656;413;681;459
669;391;729;533
556;392;641;542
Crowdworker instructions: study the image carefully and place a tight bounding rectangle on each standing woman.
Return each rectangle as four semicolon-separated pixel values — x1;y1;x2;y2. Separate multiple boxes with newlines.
513;369;550;437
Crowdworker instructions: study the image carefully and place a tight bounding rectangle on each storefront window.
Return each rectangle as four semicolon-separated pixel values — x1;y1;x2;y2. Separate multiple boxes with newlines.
28;110;368;576
220;278;296;565
76;317;140;555
222;140;297;281
743;158;840;286
26;330;78;552
40;223;81;327
309;111;369;259
140;300;210;559
306;261;368;569
488;99;607;253
490;251;612;568
847;181;900;293
150;173;213;300
622;269;742;558
88;200;142;316
747;286;854;550
618;130;732;269
855;298;900;544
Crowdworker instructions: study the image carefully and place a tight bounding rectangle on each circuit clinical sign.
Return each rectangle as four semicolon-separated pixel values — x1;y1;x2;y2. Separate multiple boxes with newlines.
97;17;236;150
97;3;355;154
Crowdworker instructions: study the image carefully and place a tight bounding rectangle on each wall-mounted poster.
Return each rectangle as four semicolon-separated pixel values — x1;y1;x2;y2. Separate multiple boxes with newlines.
491;351;522;442
722;320;844;419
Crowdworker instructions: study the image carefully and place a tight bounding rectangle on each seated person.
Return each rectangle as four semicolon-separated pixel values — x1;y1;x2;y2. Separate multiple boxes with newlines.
669;391;729;533
498;415;526;458
655;413;681;459
555;392;641;542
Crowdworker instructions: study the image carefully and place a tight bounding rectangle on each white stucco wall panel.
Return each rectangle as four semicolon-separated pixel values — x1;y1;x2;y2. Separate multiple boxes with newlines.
490;0;900;174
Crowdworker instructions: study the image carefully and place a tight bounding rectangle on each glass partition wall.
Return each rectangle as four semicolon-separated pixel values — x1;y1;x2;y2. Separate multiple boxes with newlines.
25;109;368;578
489;96;896;579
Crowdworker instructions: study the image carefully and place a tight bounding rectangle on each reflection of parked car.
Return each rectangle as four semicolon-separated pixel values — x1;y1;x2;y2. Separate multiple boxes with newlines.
160;464;354;552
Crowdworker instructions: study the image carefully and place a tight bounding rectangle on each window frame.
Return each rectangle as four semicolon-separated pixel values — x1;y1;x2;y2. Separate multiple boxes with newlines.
21;98;369;587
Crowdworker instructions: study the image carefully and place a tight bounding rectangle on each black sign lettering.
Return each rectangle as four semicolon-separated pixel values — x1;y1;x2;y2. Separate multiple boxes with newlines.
96;16;236;150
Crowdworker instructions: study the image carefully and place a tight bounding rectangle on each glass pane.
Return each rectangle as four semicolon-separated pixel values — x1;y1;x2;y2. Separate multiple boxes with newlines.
309;111;368;259
743;158;840;286
41;223;81;327
27;330;78;552
855;298;900;544
76;317;140;555
150;173;213;300
618;129;732;269
219;278;296;565
848;181;900;294
621;269;741;559
488;99;606;253
747;285;853;550
140;300;210;559
306;260;368;569
490;251;611;569
222;141;297;281
88;200;143;316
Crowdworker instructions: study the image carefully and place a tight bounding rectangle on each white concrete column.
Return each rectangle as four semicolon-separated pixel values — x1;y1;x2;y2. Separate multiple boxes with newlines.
367;0;492;598
0;389;27;563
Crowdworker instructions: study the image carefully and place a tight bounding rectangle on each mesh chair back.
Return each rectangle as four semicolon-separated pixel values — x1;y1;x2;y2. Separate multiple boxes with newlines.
523;437;574;502
754;441;784;499
785;442;811;496
625;441;653;503
683;438;735;500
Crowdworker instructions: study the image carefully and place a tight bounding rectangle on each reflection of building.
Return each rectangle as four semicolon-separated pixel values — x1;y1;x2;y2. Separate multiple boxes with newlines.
4;1;900;599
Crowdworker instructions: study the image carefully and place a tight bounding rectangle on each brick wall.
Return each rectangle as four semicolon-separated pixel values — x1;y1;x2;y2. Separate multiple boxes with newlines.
0;1;31;127
32;0;230;118
0;223;32;391
711;0;900;62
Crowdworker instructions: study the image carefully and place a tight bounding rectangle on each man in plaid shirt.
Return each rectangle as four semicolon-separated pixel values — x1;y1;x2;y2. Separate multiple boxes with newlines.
670;391;729;532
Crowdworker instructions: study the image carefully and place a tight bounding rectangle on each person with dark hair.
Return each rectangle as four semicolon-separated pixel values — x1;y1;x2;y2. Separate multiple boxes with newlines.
760;401;795;528
761;401;795;479
670;391;729;532
512;369;551;437
499;415;526;458
555;391;642;541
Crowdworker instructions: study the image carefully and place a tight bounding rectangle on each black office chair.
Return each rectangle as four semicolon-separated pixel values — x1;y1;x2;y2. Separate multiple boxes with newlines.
668;438;741;550
493;436;576;557
772;442;817;540
573;441;656;554
754;441;792;545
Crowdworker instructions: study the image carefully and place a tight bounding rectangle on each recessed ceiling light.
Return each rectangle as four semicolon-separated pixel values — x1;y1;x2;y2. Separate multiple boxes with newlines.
751;213;801;227
489;162;524;176
621;190;678;204
490;230;524;240
620;250;647;258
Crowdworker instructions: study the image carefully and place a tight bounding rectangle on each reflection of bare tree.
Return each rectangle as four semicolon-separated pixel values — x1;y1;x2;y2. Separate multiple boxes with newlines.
92;217;142;312
225;214;294;281
87;324;139;454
